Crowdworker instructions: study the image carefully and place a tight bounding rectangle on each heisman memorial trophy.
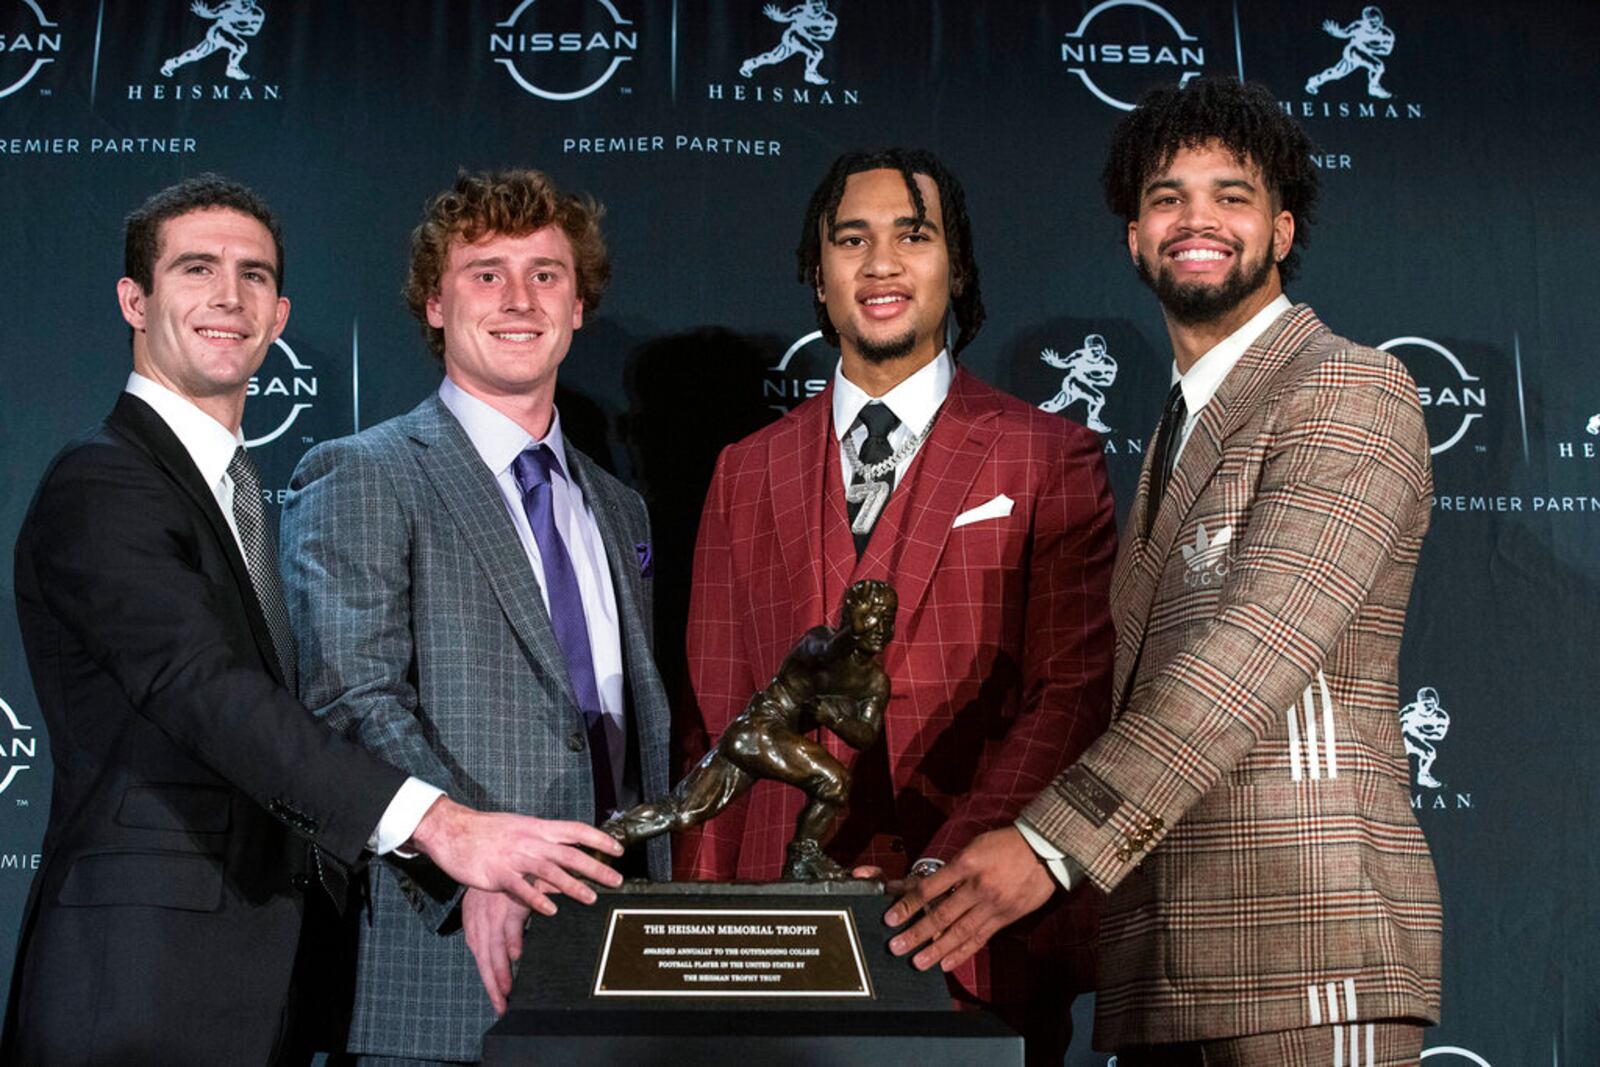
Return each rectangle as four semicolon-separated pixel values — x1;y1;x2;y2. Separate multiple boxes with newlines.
482;579;1021;1063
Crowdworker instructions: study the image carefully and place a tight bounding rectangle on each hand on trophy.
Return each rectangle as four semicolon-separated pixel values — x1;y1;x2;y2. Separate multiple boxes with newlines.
883;826;1057;972
408;796;624;912
601;580;897;881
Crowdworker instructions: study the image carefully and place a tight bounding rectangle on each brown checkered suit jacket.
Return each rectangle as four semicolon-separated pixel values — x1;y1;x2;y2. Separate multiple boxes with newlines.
1022;305;1443;1048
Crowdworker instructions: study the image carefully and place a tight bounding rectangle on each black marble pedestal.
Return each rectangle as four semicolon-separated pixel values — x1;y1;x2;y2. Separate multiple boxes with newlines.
481;880;1023;1065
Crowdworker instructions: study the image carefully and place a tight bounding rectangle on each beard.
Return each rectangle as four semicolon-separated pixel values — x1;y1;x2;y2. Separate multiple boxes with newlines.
1136;241;1275;326
853;326;920;364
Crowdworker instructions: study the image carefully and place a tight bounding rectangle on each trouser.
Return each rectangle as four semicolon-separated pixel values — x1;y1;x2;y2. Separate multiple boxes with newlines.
1114;1021;1425;1067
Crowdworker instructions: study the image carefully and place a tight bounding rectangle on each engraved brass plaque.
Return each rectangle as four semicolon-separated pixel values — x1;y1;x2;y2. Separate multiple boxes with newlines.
593;908;874;998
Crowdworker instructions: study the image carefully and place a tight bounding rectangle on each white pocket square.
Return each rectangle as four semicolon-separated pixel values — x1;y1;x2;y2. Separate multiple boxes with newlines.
952;494;1014;529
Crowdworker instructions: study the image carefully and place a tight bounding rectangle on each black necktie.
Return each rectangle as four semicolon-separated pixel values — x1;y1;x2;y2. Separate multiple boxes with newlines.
227;447;297;691
1143;382;1188;537
848;403;901;558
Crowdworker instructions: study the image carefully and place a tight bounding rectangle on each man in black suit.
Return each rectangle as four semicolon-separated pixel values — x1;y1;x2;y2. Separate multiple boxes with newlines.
1;175;627;1065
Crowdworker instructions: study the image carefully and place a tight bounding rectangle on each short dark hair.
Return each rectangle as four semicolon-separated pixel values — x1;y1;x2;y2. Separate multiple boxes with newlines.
405;169;611;363
796;148;986;356
124;173;285;292
1102;79;1321;282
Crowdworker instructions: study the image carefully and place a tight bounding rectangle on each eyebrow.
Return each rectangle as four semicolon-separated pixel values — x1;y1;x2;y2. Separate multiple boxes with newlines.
460;256;568;270
1144;176;1259;196
168;251;279;284
829;215;940;239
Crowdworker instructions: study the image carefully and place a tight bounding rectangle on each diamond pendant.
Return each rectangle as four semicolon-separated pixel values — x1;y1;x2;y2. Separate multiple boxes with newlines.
846;478;890;534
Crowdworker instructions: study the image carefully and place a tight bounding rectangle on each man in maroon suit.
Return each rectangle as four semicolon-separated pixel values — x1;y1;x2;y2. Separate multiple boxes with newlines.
674;148;1117;1063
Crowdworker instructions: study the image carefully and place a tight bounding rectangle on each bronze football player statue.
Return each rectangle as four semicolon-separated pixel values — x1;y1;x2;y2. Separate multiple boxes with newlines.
602;579;896;880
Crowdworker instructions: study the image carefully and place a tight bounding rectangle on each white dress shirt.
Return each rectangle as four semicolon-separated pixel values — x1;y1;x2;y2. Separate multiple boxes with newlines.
123;373;441;856
1014;294;1295;891
831;349;954;483
438;377;634;813
1170;294;1293;467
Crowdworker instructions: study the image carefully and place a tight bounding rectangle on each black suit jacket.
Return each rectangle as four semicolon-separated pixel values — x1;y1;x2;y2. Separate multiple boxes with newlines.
1;393;407;1065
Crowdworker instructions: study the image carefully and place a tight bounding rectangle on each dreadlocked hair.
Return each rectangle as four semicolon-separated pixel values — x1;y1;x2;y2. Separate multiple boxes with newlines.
795;148;986;356
1102;78;1321;282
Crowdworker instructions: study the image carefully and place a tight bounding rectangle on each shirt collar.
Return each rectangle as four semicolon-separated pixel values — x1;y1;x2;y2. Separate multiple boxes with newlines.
124;372;243;490
1173;294;1293;417
438;376;571;481
831;349;954;442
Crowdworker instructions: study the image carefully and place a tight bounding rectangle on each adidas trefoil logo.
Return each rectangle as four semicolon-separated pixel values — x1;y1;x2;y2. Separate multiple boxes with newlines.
1181;522;1232;586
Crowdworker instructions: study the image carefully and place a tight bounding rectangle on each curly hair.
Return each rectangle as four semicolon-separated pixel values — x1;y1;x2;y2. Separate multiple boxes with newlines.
795;148;986;357
125;173;284;293
404;169;611;362
1102;79;1321;282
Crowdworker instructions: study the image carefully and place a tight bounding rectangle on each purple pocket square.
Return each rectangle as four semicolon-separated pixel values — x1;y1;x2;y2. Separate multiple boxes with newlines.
635;541;653;578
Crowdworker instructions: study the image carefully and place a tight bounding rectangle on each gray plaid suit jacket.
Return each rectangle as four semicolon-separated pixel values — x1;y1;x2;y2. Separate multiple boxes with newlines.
1023;305;1443;1049
280;393;671;1061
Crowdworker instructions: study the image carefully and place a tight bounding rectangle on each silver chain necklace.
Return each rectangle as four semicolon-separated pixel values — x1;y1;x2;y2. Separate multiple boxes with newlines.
843;420;925;534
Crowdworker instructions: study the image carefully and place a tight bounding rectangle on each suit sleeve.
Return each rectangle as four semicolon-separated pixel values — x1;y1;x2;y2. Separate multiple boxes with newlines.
281;438;457;791
1022;361;1431;893
26;442;405;867
672;449;761;880
280;437;462;926
926;423;1118;860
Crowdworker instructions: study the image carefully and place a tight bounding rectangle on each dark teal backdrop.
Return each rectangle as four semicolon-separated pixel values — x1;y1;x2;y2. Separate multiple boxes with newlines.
2;3;1595;1063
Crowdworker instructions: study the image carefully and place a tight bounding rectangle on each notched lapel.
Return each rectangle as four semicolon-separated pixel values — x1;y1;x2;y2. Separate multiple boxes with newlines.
864;372;999;644
110;394;286;687
406;398;579;710
767;398;829;628
1111;306;1325;704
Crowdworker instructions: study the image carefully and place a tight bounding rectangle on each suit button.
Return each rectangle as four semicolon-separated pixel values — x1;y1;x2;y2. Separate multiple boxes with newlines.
291;874;312;891
566;731;586;752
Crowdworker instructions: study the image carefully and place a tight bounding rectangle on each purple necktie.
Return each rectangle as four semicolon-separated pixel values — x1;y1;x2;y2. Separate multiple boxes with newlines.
511;445;615;817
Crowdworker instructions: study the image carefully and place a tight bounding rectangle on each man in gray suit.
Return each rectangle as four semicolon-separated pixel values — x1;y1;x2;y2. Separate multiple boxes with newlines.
281;169;672;1064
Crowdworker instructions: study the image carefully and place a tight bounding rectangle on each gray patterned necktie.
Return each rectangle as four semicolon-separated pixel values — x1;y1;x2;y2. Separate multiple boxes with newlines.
227;447;297;691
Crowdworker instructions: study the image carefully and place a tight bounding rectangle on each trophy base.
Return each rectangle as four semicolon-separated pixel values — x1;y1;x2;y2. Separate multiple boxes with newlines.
482;880;1022;1064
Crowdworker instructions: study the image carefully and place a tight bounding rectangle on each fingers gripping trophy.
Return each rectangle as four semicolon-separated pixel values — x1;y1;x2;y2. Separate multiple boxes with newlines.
602;579;896;880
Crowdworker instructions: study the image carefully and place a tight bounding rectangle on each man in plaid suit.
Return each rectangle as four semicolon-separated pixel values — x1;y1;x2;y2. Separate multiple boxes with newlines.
674;148;1118;1064
281;170;672;1063
886;80;1443;1065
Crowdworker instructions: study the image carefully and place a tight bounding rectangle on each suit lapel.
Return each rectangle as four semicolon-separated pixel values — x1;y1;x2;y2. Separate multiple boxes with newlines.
565;449;651;699
108;393;287;687
404;396;579;710
1112;304;1327;710
565;450;636;636
766;394;829;630
859;370;998;664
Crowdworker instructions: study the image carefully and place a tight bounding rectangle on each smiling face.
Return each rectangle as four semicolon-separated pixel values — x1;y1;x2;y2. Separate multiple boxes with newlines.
818;168;953;372
1127;140;1293;327
427;226;584;409
117;207;289;421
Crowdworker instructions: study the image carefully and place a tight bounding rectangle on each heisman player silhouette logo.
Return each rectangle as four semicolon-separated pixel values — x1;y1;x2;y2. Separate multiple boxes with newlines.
1039;333;1119;432
1305;5;1395;99
1399;686;1450;788
740;1;838;85
160;0;265;81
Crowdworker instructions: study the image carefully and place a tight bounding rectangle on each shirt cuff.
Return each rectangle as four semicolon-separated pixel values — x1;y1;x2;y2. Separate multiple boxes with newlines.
369;777;446;857
1015;817;1084;891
